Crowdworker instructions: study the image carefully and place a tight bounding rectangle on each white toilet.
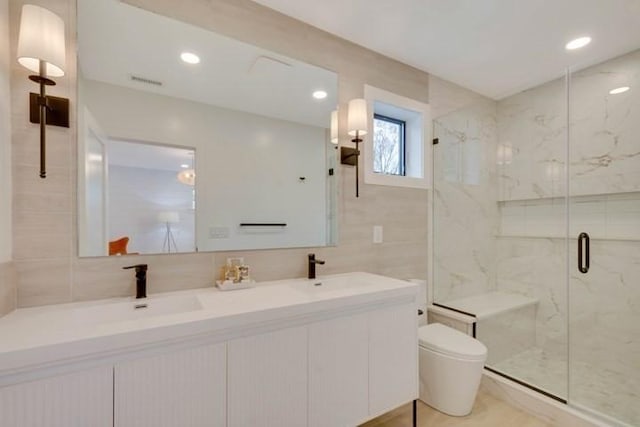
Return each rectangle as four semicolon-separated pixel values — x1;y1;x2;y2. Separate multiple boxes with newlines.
417;323;487;416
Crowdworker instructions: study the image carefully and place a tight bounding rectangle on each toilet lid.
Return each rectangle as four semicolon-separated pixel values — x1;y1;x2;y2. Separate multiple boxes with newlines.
418;323;487;361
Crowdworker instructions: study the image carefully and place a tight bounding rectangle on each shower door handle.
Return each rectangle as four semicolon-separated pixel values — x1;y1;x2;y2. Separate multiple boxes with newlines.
578;232;590;274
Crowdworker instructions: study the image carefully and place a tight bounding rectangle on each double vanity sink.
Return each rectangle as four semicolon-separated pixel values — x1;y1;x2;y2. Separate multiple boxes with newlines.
0;272;418;427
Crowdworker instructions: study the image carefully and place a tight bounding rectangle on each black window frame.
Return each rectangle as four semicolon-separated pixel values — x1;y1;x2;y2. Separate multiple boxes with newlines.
373;113;407;176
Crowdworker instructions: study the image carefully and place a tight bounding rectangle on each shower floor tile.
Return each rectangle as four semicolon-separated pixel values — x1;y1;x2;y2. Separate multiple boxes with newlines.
491;347;639;426
490;347;567;398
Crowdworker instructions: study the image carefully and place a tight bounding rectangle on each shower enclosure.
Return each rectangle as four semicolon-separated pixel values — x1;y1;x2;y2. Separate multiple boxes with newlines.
432;48;640;426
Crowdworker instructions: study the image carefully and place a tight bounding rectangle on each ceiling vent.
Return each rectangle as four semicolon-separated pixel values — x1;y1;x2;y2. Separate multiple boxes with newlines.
130;74;163;86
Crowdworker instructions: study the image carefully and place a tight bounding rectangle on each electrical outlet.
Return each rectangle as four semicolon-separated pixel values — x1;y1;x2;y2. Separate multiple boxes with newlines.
209;226;230;239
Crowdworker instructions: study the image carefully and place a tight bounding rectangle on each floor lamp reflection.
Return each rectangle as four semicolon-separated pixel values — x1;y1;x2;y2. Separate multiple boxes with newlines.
158;211;179;253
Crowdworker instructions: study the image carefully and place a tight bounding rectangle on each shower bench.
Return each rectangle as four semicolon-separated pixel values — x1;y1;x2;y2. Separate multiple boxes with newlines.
428;291;539;364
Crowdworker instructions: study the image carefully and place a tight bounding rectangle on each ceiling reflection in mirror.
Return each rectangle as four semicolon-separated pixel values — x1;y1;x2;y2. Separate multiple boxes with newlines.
77;0;338;257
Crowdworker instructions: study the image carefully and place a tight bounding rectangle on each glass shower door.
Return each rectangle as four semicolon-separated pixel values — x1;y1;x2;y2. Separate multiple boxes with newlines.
568;49;640;426
488;73;570;401
432;81;570;401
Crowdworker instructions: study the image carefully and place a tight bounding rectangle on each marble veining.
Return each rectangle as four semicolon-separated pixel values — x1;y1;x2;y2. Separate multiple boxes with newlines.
493;346;639;426
434;48;640;426
433;99;499;302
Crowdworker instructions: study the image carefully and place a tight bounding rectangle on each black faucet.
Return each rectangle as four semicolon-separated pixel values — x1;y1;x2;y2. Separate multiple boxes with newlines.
123;264;148;299
307;254;325;280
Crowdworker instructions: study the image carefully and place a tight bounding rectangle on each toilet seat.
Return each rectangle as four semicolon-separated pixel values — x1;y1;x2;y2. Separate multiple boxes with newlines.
418;323;487;361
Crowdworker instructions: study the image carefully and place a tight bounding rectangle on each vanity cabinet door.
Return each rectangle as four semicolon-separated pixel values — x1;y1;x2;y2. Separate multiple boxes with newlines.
114;343;226;427
227;325;308;427
0;366;113;427
369;302;418;417
308;312;369;427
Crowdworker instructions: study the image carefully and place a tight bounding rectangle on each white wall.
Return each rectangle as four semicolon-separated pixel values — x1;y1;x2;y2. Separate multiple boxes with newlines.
81;78;327;253
109;165;195;254
0;0;11;263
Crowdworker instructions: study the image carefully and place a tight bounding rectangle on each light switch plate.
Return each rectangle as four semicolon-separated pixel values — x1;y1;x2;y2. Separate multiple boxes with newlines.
373;225;383;244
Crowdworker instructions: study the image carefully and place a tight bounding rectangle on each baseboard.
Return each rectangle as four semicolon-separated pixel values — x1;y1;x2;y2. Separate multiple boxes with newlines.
481;370;620;427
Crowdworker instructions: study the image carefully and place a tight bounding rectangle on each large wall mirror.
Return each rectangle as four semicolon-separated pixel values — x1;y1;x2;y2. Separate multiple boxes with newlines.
77;0;338;257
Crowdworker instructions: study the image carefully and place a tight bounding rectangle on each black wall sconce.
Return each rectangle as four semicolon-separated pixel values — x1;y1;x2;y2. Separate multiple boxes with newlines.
17;5;69;179
340;98;368;197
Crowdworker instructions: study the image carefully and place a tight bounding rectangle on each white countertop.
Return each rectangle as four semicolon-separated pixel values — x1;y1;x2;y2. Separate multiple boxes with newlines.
0;272;417;376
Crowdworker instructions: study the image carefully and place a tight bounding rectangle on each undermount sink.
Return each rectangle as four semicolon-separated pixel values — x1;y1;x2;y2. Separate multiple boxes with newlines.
73;294;203;324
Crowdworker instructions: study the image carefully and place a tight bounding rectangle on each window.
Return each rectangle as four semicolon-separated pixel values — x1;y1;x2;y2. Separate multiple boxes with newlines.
363;85;431;190
373;114;406;176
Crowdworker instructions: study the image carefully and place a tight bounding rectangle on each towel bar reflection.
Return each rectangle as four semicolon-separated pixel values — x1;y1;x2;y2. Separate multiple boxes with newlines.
239;223;287;227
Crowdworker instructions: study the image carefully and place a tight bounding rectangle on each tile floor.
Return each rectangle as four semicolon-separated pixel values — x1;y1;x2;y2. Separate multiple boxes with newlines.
493;346;639;426
360;390;550;427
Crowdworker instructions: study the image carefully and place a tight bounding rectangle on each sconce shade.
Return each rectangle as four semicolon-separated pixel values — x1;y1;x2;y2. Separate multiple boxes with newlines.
347;98;368;137
17;5;66;77
158;211;180;224
330;110;338;144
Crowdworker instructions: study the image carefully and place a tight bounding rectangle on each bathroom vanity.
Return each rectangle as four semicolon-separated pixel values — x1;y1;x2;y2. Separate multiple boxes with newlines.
0;272;418;427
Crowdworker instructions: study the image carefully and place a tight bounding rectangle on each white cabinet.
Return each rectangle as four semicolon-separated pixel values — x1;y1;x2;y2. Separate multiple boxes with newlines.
0;366;113;427
308;312;369;427
0;288;417;427
227;326;308;427
369;302;418;417
114;343;226;427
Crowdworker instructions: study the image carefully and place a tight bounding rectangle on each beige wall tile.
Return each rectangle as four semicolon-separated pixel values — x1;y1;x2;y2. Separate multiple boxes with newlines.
0;0;12;264
0;261;17;316
376;241;428;280
73;252;215;300
13;233;72;261
144;253;216;294
12;163;71;196
13;191;72;213
13;211;72;236
15;258;71;307
214;249;310;283
428;74;489;119
7;0;488;307
12;128;73;169
72;255;140;301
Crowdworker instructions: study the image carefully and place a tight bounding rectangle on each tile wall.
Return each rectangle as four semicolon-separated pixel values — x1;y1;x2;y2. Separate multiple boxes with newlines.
0;0;15;316
494;49;640;422
431;47;639;422
4;0;487;309
432;99;499;302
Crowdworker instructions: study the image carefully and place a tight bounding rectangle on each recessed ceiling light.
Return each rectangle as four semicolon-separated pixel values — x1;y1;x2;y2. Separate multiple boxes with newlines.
609;86;630;95
180;164;189;168
312;90;328;100
180;52;200;64
565;36;591;50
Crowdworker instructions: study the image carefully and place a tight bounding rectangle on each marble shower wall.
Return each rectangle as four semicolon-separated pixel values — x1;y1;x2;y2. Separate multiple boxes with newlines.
497;76;566;201
494;48;640;420
495;48;640;337
495;237;567;354
498;48;640;202
570;50;640;196
432;99;499;302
